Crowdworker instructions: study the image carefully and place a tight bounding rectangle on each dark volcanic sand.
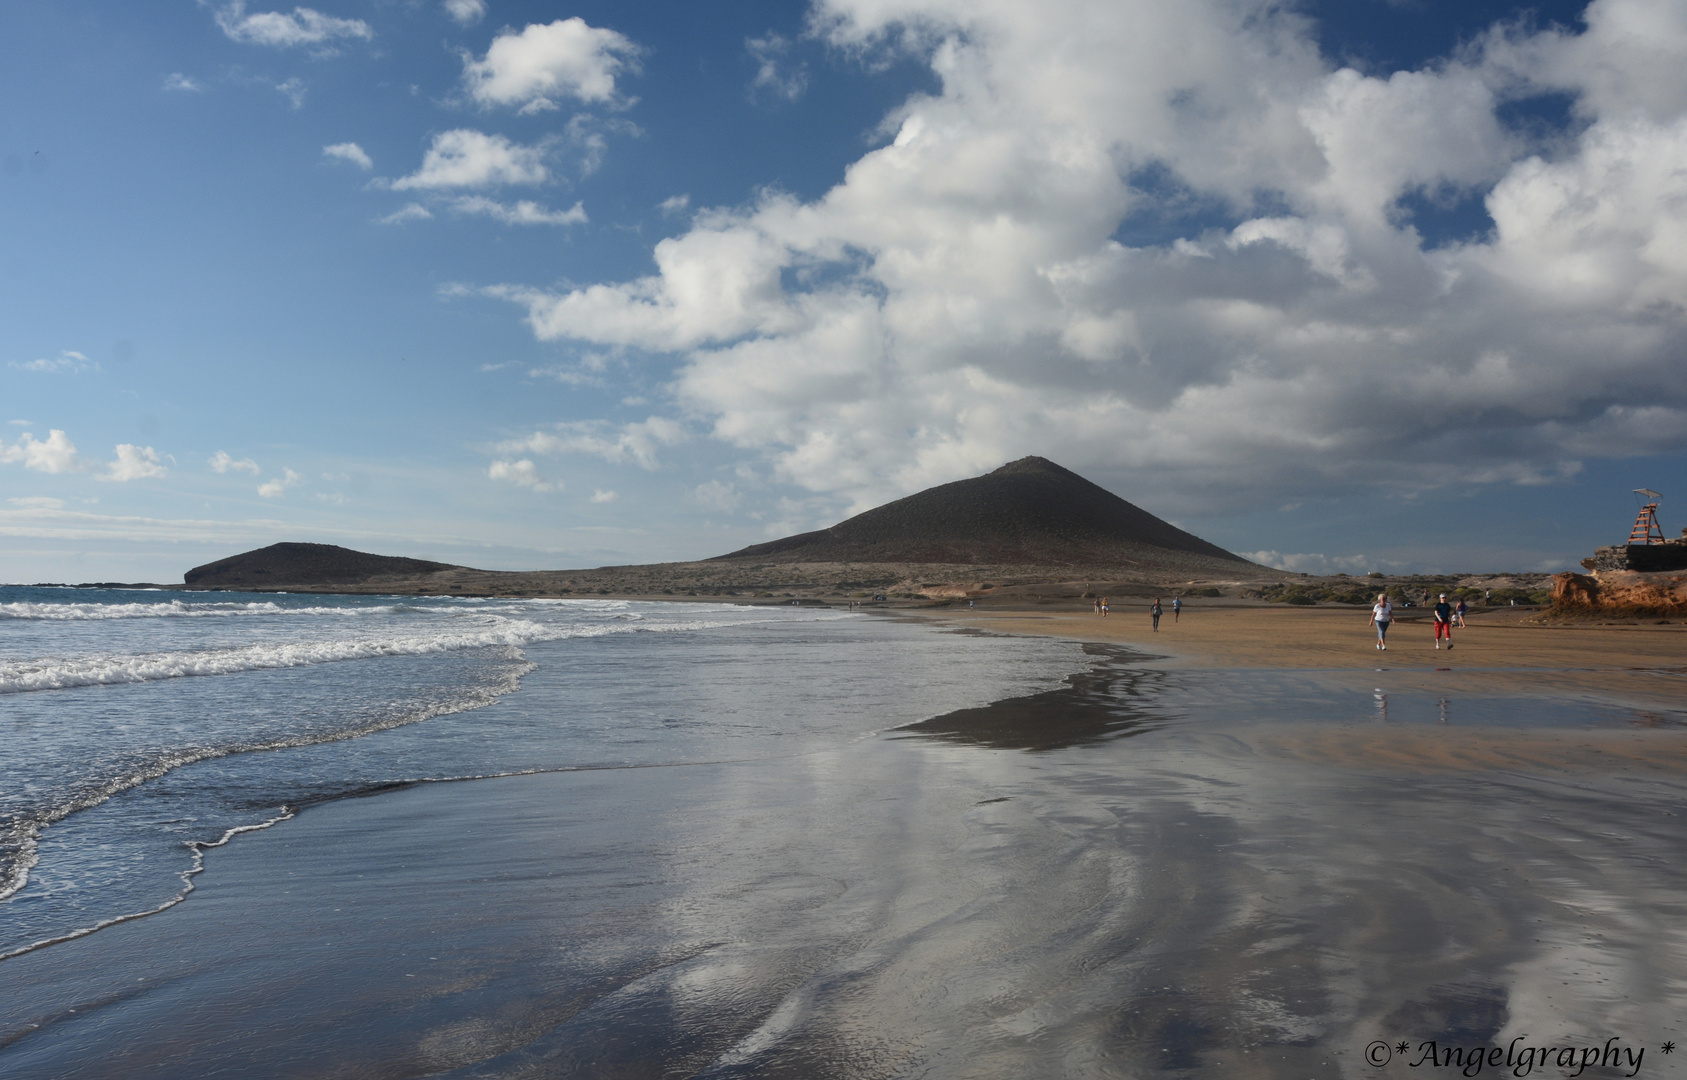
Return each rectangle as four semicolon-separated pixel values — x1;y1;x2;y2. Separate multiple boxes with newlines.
2;652;1684;1078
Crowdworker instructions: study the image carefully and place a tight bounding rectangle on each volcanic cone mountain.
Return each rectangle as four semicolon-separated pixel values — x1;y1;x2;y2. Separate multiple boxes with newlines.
184;543;462;590
715;457;1250;570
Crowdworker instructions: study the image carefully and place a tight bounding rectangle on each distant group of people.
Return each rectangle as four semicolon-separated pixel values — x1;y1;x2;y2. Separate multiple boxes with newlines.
1093;595;1181;630
1369;592;1467;651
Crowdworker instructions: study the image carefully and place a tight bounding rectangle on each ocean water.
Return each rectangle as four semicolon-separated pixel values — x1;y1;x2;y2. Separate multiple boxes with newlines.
0;587;1088;960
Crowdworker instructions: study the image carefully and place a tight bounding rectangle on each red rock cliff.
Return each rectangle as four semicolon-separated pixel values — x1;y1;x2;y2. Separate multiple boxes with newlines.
1552;571;1687;615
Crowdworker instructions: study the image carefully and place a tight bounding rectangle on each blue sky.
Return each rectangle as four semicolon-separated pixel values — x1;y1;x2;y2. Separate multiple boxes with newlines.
2;0;1684;583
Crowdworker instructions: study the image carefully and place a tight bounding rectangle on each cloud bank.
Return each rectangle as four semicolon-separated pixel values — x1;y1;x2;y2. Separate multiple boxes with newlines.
484;0;1687;518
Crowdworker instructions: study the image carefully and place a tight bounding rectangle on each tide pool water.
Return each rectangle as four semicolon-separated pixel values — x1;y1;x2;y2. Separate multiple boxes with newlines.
0;587;1089;959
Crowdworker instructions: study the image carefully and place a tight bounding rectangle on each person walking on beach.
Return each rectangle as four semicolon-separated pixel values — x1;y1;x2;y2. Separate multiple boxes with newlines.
1370;592;1392;650
1172;596;1182;622
1454;597;1467;628
1433;593;1454;649
1101;597;1109;618
1150;598;1162;631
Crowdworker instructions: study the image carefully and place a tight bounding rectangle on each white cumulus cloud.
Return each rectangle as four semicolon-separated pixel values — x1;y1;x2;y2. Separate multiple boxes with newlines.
444;0;486;26
1;430;84;474
104;445;167;482
378;203;434;226
691;480;741;513
164;73;203;92
214;2;372;49
450;196;586;226
495;417;685;470
589;488;618;503
482;0;1687;520
462;18;640;113
10;350;97;375
391;129;549;190
209;450;261;474
323;142;373;170
258;468;302;498
275;77;306;108
1243;551;1377;575
1;430;168;481
488;458;558;491
747;33;808;102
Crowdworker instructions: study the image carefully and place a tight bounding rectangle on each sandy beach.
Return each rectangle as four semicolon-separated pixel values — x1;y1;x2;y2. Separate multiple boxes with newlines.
926;599;1687;708
3;601;1684;1078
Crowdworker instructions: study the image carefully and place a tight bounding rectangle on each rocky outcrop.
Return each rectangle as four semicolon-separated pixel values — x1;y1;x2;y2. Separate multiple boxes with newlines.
1552;570;1687;615
1580;542;1687;573
184;543;463;590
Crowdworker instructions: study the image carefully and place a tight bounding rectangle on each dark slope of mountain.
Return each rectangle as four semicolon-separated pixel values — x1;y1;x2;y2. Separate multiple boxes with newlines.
183;543;462;589
714;457;1249;568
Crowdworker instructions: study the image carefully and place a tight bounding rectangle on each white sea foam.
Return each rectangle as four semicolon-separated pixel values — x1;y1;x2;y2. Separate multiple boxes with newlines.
0;612;774;694
0;600;399;621
0;654;536;905
0;810;298;961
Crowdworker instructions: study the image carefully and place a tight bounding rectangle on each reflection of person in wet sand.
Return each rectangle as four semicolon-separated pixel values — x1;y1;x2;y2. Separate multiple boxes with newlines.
1150;598;1162;631
1370;592;1392;650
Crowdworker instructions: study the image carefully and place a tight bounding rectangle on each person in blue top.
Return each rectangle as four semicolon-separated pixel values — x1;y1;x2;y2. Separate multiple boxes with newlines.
1433;593;1454;649
1172;596;1182;622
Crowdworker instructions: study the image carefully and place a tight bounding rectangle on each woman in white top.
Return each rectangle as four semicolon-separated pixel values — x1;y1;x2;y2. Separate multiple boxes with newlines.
1370;593;1393;650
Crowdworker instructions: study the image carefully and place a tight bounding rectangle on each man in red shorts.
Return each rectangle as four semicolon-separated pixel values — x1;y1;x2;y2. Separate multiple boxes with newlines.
1433;593;1454;649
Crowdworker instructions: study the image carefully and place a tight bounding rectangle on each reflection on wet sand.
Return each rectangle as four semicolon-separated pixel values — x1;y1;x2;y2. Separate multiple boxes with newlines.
895;645;1172;750
4;643;1685;1077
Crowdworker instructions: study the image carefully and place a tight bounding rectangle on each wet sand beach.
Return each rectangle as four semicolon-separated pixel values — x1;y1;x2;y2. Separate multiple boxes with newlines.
3;605;1685;1078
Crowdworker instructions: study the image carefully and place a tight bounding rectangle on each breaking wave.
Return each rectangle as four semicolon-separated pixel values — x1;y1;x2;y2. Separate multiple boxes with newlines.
0;613;751;694
0;600;400;621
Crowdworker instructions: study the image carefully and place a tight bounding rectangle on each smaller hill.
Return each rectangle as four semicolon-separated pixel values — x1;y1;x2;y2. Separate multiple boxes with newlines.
714;456;1248;569
183;543;462;589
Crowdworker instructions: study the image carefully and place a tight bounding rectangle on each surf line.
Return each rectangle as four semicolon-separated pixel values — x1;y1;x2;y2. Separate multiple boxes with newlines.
0;811;295;963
